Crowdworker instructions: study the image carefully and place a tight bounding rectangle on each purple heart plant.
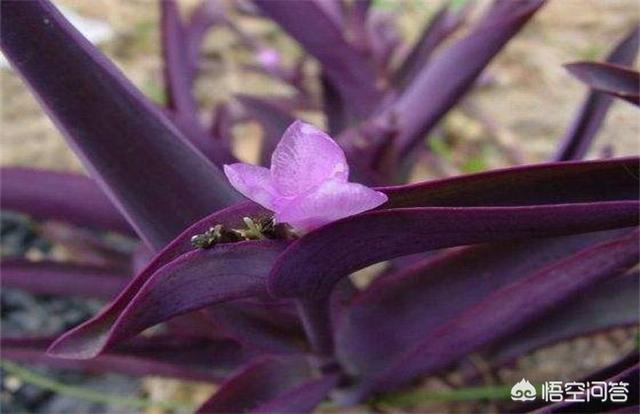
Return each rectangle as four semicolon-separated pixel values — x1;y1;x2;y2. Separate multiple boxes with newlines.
1;0;639;413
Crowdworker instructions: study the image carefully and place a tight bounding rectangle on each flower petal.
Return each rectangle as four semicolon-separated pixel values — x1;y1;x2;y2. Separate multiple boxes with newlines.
223;163;280;210
271;121;349;196
276;179;388;231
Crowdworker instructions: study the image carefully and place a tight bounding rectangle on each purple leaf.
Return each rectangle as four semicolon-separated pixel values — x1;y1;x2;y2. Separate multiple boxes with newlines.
566;62;640;106
46;201;269;359
381;157;639;208
161;0;197;116
315;0;344;27
0;0;242;250
168;296;304;353
48;240;285;360
336;229;632;379
1;259;128;299
210;102;234;144
185;0;226;73
236;95;296;166
224;121;387;231
1;168;132;235
351;0;371;23
353;229;639;396
253;0;381;118
367;8;402;73
345;0;371;52
269;201;638;300
165;110;237;166
321;72;348;135
201;301;305;354
554;26;639;161
160;1;236;165
394;1;470;89
389;0;544;156
196;355;338;413
3;336;252;382
163;310;232;341
486;271;639;366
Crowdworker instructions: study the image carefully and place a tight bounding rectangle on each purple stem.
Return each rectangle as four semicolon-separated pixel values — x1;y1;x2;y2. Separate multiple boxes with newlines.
296;298;338;373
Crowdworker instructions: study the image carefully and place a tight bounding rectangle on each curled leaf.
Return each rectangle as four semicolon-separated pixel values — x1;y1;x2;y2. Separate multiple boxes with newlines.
46;201;271;359
196;355;338;413
554;26;639;161
566;61;640;106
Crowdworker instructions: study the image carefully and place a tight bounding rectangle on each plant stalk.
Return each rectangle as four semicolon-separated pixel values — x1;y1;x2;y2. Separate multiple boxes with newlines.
296;297;339;373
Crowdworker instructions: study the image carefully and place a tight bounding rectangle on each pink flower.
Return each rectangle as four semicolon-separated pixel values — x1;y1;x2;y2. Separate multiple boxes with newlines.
224;121;388;231
256;48;281;70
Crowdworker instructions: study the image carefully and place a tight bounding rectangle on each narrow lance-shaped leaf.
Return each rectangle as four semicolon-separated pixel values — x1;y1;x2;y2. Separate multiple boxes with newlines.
1;259;128;299
160;0;235;165
394;1;470;89
268;158;639;299
335;228;633;379
237;95;296;167
3;336;253;383
554;26;639;161
345;0;371;52
185;0;226;74
46;201;271;359
381;157;639;208
210;102;234;145
161;0;197;116
565;61;640;106
165;108;238;166
321;72;348;135
196;355;338;413
0;0;242;250
367;8;402;73
269;201;638;300
485;271;639;366
390;0;544;157
355;229;639;397
253;0;381;118
49;241;285;360
315;0;344;27
1;168;132;235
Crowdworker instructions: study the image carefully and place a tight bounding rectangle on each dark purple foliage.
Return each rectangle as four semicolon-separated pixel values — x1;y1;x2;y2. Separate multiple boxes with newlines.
565;62;640;107
1;0;638;412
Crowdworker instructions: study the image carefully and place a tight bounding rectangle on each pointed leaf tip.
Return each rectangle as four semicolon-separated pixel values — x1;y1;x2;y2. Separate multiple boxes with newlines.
1;0;242;250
